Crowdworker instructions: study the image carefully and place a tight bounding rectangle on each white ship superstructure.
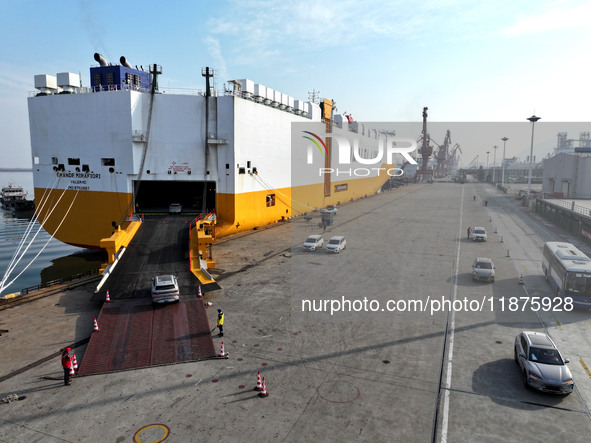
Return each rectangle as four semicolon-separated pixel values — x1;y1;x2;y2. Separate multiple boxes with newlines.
28;54;396;249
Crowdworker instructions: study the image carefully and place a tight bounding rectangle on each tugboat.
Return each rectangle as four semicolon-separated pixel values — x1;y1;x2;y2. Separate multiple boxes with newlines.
0;183;35;212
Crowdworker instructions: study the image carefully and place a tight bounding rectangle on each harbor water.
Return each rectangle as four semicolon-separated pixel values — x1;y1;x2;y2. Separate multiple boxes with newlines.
0;170;105;296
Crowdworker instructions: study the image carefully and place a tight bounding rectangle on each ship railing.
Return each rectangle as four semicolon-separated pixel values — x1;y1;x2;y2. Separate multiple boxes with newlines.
19;268;100;296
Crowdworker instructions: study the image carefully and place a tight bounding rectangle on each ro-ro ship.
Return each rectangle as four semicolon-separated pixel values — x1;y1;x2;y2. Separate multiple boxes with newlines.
28;54;397;251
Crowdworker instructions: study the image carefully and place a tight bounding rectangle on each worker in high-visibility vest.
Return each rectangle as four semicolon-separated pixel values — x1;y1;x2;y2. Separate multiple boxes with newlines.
217;309;224;337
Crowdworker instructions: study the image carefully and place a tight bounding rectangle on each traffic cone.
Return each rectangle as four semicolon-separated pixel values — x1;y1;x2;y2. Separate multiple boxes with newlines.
72;354;78;371
197;285;203;298
69;364;75;376
519;274;524;285
258;377;269;398
254;371;263;391
220;341;226;357
105;290;110;302
93;318;99;332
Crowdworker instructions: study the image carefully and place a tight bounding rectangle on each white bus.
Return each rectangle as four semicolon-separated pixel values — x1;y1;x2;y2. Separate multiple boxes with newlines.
542;242;591;308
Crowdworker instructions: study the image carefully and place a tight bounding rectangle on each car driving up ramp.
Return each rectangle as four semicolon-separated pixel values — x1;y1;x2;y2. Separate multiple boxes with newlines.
80;216;217;375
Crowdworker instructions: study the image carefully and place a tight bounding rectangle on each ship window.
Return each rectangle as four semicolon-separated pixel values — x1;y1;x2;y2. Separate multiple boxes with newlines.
125;73;131;84
247;161;251;168
266;194;276;207
102;158;115;166
134;75;141;87
226;164;229;169
68;158;80;165
106;72;114;85
52;157;59;165
239;167;246;174
93;73;102;87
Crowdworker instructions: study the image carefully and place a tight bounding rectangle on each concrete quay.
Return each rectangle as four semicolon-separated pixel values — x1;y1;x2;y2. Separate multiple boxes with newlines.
2;181;591;442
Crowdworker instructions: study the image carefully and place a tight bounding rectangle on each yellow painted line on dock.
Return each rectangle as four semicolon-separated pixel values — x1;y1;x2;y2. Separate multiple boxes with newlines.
579;357;591;379
522;265;528;273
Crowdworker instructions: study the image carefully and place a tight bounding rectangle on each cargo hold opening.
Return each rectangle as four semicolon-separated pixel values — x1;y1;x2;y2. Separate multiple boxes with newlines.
133;180;216;214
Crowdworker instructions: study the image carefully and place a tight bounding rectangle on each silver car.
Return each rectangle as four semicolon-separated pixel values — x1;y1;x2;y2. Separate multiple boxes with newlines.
472;257;495;282
169;203;182;214
151;274;180;304
514;331;574;394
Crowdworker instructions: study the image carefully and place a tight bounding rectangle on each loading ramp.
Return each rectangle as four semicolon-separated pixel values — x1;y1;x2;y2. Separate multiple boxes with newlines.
81;216;218;375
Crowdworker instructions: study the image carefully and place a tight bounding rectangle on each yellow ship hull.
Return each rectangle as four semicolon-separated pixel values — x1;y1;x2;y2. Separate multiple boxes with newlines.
34;169;391;249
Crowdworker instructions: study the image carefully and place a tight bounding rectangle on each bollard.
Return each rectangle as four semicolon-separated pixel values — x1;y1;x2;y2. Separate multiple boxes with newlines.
506;249;510;257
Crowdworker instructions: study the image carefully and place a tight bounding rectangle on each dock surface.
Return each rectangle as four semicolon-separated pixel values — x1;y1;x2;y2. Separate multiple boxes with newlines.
2;182;591;442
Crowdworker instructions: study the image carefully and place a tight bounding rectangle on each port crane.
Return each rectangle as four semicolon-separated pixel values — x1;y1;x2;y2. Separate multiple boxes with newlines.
416;107;434;181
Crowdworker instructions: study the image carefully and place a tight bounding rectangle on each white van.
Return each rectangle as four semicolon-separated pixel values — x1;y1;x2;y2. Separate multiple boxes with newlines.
326;236;346;253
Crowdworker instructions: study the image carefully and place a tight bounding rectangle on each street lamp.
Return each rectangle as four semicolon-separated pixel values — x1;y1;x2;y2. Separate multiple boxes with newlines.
492;145;498;183
486;151;490;168
527;115;541;198
501;137;508;187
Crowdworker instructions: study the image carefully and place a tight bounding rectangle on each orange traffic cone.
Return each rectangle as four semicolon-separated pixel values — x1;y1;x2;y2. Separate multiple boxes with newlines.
105;290;110;302
519;274;524;285
93;318;99;332
72;354;78;371
197;285;203;298
258;377;268;398
254;371;263;391
69;364;75;376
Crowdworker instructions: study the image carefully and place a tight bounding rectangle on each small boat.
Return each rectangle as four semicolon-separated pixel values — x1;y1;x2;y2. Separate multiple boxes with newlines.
0;183;35;212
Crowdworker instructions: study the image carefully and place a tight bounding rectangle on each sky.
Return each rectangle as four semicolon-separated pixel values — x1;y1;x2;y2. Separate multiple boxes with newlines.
1;0;590;168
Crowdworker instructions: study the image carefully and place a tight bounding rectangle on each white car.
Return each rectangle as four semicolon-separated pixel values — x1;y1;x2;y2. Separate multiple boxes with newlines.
326;236;346;253
151;275;180;304
470;227;487;241
303;234;324;251
169;203;182;214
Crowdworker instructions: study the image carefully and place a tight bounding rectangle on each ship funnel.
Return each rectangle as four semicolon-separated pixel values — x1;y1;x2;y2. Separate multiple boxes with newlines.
120;56;133;68
94;53;108;67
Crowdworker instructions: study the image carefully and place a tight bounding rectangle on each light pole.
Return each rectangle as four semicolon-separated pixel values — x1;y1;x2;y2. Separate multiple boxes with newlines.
501;137;508;187
492;145;498;183
527;115;541;198
486;151;490;181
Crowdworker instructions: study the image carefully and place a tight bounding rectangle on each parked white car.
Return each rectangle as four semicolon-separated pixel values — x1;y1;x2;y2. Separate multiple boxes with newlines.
303;234;324;251
326;236;346;253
